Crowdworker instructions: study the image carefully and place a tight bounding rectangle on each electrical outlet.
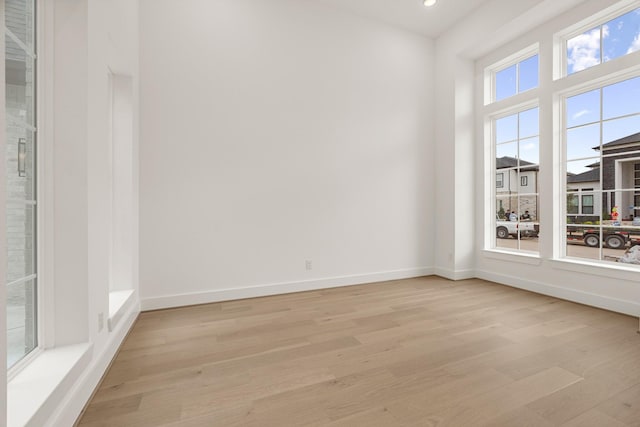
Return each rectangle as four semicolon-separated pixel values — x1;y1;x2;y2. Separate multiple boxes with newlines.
98;312;104;332
305;260;313;270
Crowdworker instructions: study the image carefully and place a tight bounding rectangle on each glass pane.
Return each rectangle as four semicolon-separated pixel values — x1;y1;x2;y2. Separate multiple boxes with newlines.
606;190;638;222
496;114;518;143
603;76;640;120
6;203;35;284
602;115;640;145
519;136;539;166
518;193;538;221
567;192;579;215
7;278;37;368
567;89;600;128
6;36;35;126
567;27;602;74
567;124;600;160
519;55;539;93
4;0;35;50
567;158;600;176
496;142;518;163
5;128;34;201
519;108;539;139
496;65;517;101
603;8;640;64
566;225;604;260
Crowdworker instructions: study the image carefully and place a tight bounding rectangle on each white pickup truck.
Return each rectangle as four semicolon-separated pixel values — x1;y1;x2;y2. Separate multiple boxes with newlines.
496;216;539;239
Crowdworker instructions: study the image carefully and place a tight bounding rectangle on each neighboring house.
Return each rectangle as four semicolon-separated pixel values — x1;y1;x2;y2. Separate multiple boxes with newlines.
496;156;539;219
566;132;640;221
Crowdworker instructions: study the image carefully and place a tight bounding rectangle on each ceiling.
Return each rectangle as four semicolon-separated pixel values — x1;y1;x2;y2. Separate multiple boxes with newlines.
318;0;493;39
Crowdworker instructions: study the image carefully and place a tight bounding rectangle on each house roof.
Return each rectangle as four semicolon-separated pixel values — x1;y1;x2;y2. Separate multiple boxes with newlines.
496;156;538;171
567;167;600;183
599;132;640;149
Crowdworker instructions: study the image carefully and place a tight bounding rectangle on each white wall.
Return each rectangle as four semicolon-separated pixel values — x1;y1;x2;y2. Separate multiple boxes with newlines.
139;0;435;309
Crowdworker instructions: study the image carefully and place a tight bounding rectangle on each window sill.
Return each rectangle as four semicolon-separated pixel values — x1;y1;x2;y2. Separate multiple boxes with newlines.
482;249;542;265
550;258;640;281
8;343;92;427
108;289;135;332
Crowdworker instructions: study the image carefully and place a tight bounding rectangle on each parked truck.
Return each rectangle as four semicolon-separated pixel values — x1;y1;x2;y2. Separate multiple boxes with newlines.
496;216;539;239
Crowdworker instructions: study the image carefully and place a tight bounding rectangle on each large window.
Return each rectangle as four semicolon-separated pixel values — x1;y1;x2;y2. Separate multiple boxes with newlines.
5;0;37;369
564;75;640;262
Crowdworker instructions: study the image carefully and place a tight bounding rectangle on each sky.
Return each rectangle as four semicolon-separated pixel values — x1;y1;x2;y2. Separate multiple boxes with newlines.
496;7;640;176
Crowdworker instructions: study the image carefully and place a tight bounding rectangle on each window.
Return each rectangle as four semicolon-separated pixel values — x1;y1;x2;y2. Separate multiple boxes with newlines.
483;1;640;271
494;54;539;102
6;0;38;368
493;106;540;253
564;75;640;262
567;7;640;75
582;194;595;214
496;173;504;188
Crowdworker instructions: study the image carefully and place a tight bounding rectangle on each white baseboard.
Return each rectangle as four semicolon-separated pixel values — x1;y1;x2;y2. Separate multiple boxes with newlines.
476;269;640;317
433;267;475;281
141;267;435;311
46;298;140;427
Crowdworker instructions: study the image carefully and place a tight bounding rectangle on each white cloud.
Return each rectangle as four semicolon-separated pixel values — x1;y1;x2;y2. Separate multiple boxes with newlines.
572;109;590;120
521;142;536;151
567;26;608;73
627;33;640;54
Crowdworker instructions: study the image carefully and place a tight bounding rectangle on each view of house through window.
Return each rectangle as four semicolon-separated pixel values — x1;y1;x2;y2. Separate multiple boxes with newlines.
494;107;540;253
6;0;37;369
565;75;640;262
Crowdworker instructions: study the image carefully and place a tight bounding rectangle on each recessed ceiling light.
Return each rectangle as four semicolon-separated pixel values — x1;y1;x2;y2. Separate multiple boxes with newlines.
423;0;437;6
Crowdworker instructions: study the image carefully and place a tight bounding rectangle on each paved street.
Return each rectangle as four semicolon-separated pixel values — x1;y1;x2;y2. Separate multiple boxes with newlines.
496;236;630;261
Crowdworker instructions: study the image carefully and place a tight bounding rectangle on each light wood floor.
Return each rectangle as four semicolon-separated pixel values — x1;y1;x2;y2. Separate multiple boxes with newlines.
77;277;640;426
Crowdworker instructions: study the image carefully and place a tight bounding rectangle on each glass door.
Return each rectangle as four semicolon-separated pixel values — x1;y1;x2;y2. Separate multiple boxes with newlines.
5;0;37;369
